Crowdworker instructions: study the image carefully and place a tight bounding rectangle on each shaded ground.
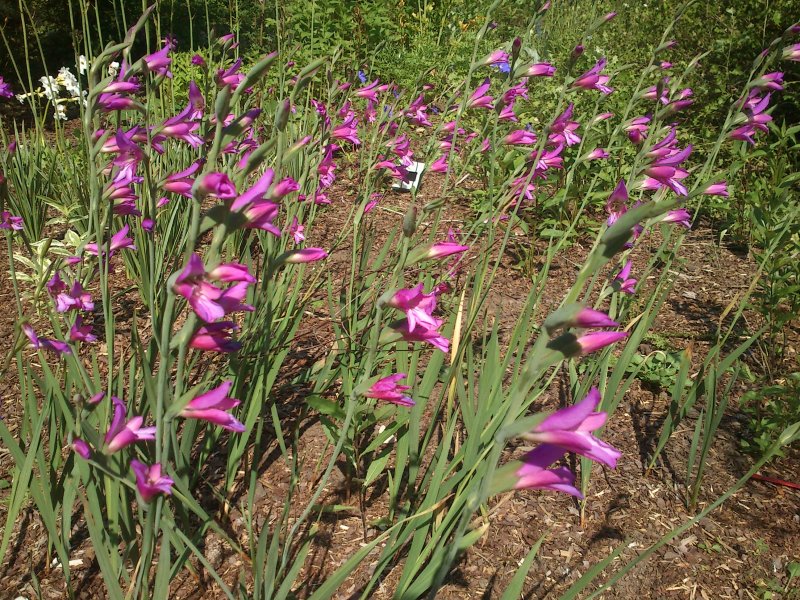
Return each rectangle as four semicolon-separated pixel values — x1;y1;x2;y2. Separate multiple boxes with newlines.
0;169;798;599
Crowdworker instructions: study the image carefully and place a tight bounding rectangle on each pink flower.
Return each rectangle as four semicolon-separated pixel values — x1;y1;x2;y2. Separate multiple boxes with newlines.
0;76;14;98
198;172;237;199
393;319;450;353
430;154;449;173
282;248;328;264
289;217;305;244
782;43;800;62
71;439;91;459
144;43;173;78
69;316;97;343
521;63;556;77
571;308;619;329
662;208;692;228
173;254;254;322
162;160;202;198
0;211;23;230
84;225;137;257
216;58;245;89
179;380;245;432
22;324;71;355
572;58;613;94
104;396;156;453
522;387;621;467
624;116;650;144
467;78;494;110
503;130;537;146
574;331;628;354
584;148;609;161
386;284;439;333
613;260;637;294
363;373;414;407
702;181;728;197
131;460;174;502
56;282;94;313
481;49;510;67
189;321;241;353
515;444;582;497
549;104;581;146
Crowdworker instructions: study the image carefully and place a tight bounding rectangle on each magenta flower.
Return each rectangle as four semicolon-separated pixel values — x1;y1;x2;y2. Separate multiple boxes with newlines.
571;308;619;328
198;172;237;200
549;104;581;146
624;116;650;144
702;181;728;197
243;199;281;235
393;319;450;353
363;373;414;407
613;260;637;294
640;128;691;195
355;79;389;102
515;444;582;497
783;43;800;62
84;224;137;256
522;387;621;467
282;248;328;264
46;271;66;297
173;254;254;322
410;241;469;263
467;78;494;110
71;439;91;460
584;148;609;161
729;92;772;144
0;211;23;230
191;54;206;66
503;130;538;146
662;208;692;228
56;281;94;313
752;72;784;92
572;58;613;94
131;460;174;502
271;177;300;200
386;284;439;332
189;321;241;353
22;324;72;355
288;217;305;244
481;49;510;67
404;94;432;127
574;331;628;354
162;160;202;198
143;43;173;78
521;63;556;77
180;380;245;432
430;154;449;173
104;396;156;453
216;58;245;90
70;316;97;343
0;76;14;98
332;112;361;145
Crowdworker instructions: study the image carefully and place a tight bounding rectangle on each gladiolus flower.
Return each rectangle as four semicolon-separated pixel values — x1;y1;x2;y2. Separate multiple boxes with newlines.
782;43;800;62
0;211;23;230
173;254;254;322
70;316;97;343
282;248;328;264
467;78;494;110
392;319;450;353
216;58;245;89
104;396;156;453
144;43;173;78
408;241;469;264
702;181;728;197
197;172;237;200
0;76;14;98
503;130;538;145
179;380;245;432
430;154;449;173
515;444;583;497
752;72;784;92
22;324;72;355
662;208;692;228
613;260;637;294
189;321;241;353
56;282;94;313
572;308;619;328
520;63;556;78
481;50;510;67
549;104;581;146
84;225;137;256
572;58;613;94
72;439;91;459
584;148;609;161
521;387;621;467
386;284;439;332
131;460;174;502
289;217;305;244
574;331;628;354
364;373;414;407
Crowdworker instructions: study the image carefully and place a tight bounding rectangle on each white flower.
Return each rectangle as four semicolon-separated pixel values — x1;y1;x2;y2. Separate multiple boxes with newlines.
78;55;89;75
55;103;67;121
39;75;60;101
58;67;81;98
108;61;120;78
